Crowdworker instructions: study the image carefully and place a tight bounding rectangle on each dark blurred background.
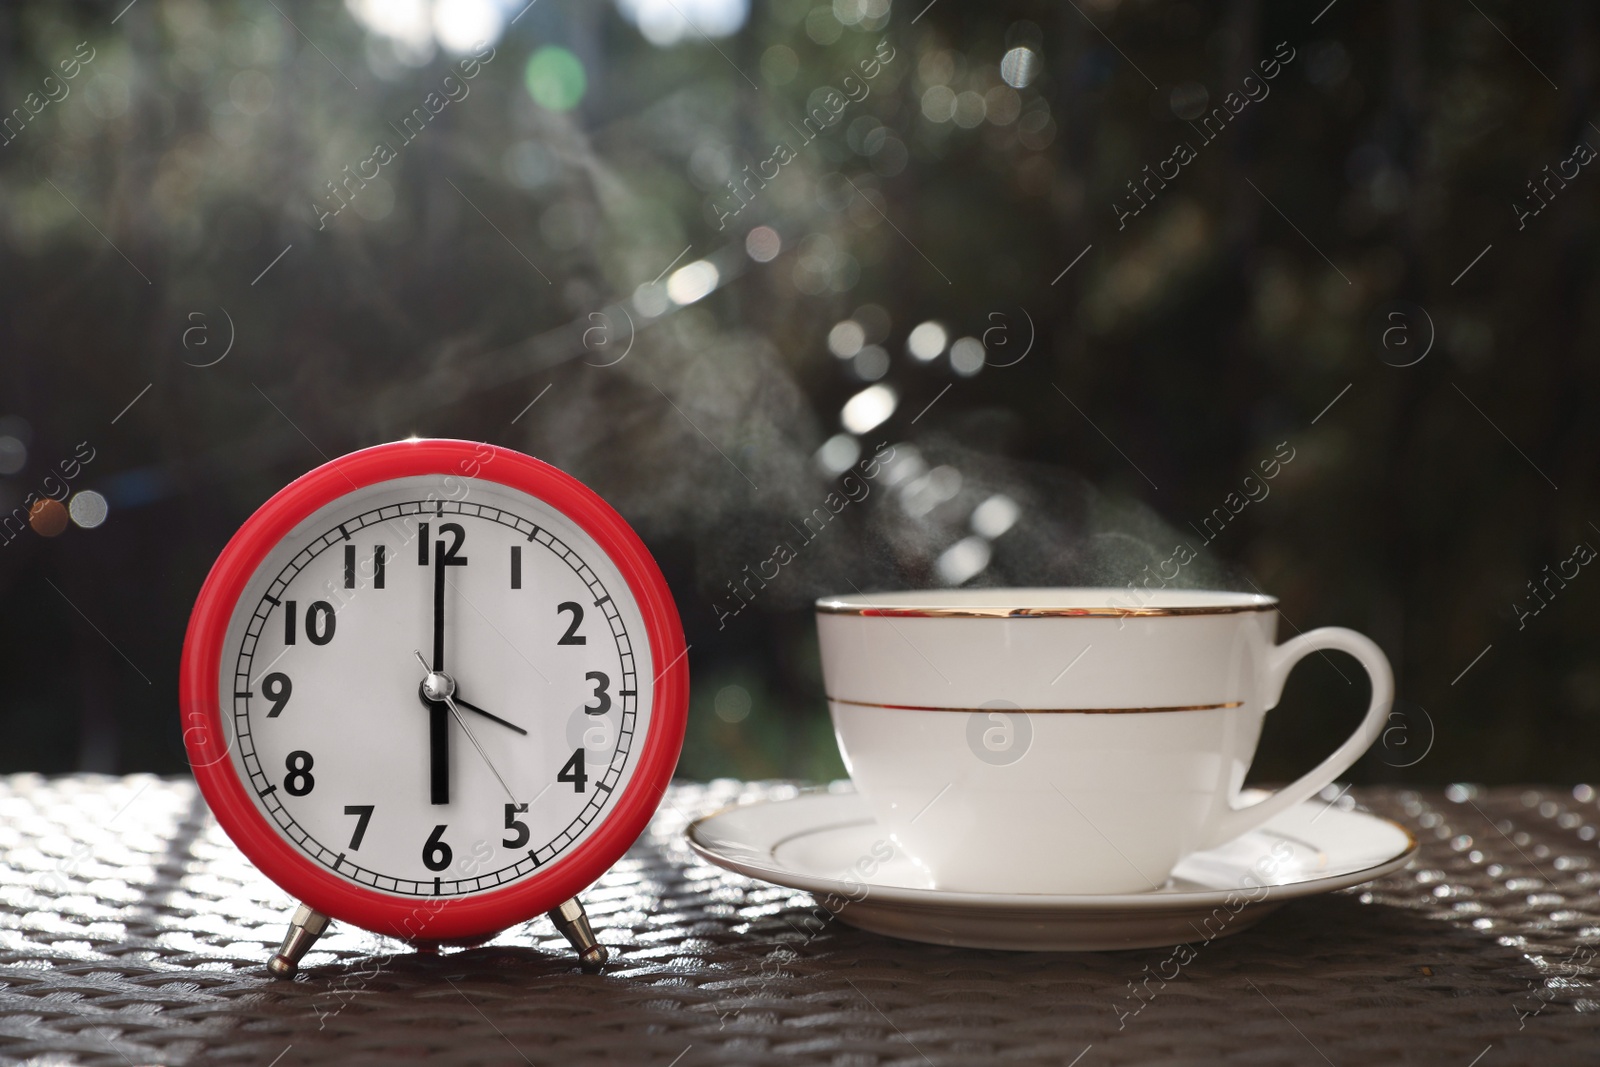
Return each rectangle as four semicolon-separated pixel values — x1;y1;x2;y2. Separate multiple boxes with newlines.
1;0;1596;786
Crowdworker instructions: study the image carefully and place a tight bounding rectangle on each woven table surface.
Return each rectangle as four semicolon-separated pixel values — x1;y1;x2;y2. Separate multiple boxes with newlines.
1;777;1597;1066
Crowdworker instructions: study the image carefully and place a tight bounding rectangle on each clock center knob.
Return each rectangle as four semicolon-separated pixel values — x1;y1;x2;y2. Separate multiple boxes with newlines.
420;669;456;703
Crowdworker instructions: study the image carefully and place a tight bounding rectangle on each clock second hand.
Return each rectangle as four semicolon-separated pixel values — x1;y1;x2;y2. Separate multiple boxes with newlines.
413;650;520;807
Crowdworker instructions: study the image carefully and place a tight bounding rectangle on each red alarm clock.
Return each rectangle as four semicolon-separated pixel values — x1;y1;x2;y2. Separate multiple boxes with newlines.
180;440;688;976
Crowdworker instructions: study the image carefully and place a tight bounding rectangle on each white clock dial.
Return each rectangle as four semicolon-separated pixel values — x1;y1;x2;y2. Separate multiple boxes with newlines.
216;475;654;898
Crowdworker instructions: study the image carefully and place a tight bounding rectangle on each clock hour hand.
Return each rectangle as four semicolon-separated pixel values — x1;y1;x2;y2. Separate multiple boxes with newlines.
452;696;528;736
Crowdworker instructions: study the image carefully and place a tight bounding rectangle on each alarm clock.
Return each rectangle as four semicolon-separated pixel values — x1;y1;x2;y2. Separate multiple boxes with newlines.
180;439;688;977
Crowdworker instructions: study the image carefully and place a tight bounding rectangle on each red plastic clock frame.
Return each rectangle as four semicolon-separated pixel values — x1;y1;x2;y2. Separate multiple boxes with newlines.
179;439;688;943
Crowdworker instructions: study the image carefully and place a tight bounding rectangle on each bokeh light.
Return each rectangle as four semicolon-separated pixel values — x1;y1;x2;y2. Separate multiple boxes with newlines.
432;0;504;53
666;260;719;305
1000;46;1039;88
815;433;861;475
28;498;68;537
745;226;781;262
525;46;586;111
633;281;669;318
853;304;890;343
971;494;1020;539
853;345;889;381
68;490;108;529
950;336;985;376
921;85;956;123
828;320;865;358
953;90;986;129
907;321;947;361
714;684;752;722
616;0;749;47
900;465;961;518
0;435;25;475
936;536;991;585
840;384;896;434
760;44;798;85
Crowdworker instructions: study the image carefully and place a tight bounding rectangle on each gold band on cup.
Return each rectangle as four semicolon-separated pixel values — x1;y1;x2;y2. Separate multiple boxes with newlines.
826;696;1245;714
813;603;1276;619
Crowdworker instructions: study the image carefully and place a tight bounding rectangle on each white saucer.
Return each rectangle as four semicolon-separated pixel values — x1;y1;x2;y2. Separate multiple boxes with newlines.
686;788;1418;951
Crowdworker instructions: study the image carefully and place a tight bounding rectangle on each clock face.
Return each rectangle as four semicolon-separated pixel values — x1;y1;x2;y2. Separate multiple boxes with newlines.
214;474;655;899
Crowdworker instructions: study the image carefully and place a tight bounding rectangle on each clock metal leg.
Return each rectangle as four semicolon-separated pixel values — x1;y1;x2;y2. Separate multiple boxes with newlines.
547;896;607;970
267;903;331;979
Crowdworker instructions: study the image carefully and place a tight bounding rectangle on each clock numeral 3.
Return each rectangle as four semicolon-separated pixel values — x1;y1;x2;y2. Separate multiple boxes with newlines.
282;601;337;646
558;748;588;793
584;671;611;715
423;824;453;872
284;750;315;796
557;602;586;644
344;804;374;849
502;803;530;848
261;672;292;717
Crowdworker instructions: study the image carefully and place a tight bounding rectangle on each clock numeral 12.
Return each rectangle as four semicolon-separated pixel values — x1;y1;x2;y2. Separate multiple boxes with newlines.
417;522;468;566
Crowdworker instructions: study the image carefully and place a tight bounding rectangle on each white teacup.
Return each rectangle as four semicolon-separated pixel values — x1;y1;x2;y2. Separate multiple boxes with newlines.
816;588;1393;894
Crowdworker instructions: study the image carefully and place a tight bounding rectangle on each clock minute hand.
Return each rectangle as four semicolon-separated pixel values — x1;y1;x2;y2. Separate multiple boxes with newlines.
427;543;449;804
432;539;446;671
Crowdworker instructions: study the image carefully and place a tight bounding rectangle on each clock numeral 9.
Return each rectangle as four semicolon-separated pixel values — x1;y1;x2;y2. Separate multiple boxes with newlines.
422;824;452;872
502;803;530;848
557;601;586;644
261;673;292;717
558;748;588;792
584;671;611;715
284;750;315;796
282;600;337;646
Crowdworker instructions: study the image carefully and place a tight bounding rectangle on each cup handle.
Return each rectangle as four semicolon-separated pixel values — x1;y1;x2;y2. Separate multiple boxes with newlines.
1197;626;1394;850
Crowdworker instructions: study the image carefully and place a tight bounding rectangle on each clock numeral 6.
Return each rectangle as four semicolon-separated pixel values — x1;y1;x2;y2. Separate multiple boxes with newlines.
558;748;588;792
261;673;292;717
284;750;315;796
282;600;337;646
422;824;453;872
502;803;530;848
